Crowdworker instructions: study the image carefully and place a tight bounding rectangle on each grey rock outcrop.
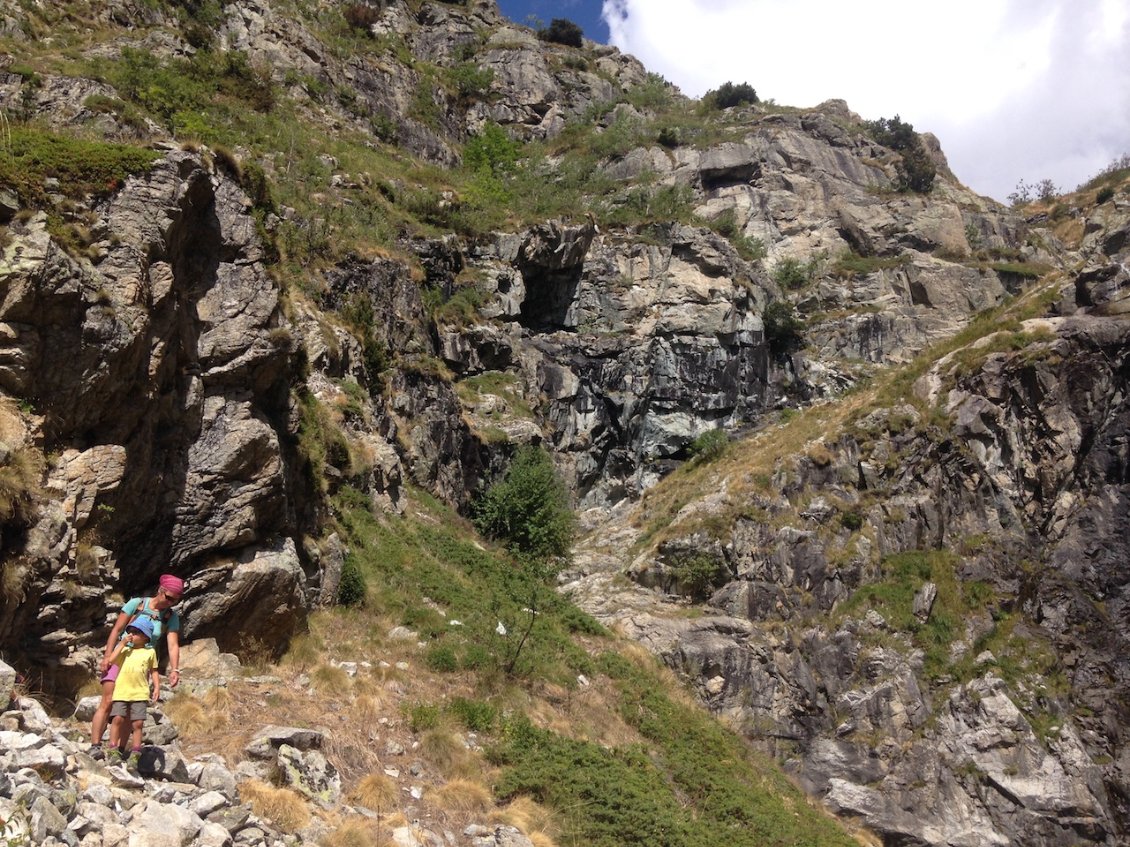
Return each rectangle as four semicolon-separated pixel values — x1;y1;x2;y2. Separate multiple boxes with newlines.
568;213;1130;844
1;3;1125;844
0;147;310;679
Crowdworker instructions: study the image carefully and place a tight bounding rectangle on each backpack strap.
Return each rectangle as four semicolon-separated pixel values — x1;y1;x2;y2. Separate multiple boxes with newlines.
122;597;170;633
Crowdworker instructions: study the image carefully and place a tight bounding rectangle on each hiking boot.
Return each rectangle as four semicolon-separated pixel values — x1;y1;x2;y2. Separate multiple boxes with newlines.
125;751;141;773
105;748;123;766
88;744;105;761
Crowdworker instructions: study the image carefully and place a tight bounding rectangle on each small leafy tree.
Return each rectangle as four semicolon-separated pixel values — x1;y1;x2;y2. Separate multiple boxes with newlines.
1008;177;1060;206
474;446;574;561
463;123;521;176
537;18;583;47
864;114;936;193
703;81;758;110
337;556;366;606
474;446;575;673
763;300;803;356
343;3;382;32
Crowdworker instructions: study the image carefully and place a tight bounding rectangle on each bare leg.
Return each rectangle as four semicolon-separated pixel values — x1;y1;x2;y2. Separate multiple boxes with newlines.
130;717;143;751
108;711;121;752
90;679;115;746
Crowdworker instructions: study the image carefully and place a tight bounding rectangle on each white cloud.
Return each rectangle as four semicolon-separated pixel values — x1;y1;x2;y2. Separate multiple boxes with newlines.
602;0;1129;200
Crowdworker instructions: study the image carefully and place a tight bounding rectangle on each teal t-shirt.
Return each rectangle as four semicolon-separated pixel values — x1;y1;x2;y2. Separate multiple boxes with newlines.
121;597;181;648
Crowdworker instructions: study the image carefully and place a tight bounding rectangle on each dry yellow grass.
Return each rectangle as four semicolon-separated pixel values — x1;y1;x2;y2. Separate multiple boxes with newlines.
163;694;208;736
0;446;42;527
282;632;322;670
318;817;391;847
492;797;560;845
239;780;311;832
164;687;233;738
431;778;492;814
311;663;351;695
349;772;398;813
417;729;470;776
351;690;390;722
202;686;232;713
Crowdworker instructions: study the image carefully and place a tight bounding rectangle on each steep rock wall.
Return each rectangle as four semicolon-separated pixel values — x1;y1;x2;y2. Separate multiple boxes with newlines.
0;150;310;685
568;210;1130;845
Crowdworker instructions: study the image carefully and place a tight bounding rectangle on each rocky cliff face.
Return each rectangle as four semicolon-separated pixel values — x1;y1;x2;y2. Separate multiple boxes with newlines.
0;147;312;688
568;203;1130;845
0;1;1126;845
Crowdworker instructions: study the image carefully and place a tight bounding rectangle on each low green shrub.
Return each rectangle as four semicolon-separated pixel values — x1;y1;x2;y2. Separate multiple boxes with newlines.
343;3;381;32
449;62;494;101
425;644;459;672
838;550;995;679
537;18;583;47
333;486;593;683
449;697;497;732
762;300;803;356
489;659;857;847
688;429;727;463
0;127;158;208
703;81;758;110
864;115;936;193
832;251;909;278
772;255;822;289
668;553;726;601
337;556;366;606
705;209;766;262
408;703;441;732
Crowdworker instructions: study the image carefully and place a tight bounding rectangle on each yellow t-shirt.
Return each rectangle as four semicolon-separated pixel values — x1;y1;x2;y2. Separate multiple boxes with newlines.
112;645;156;702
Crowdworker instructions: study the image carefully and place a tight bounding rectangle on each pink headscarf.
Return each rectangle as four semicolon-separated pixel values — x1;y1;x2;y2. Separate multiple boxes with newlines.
159;574;185;596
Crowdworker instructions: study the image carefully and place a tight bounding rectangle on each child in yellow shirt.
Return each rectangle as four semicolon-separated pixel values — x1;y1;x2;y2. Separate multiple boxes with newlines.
104;616;160;771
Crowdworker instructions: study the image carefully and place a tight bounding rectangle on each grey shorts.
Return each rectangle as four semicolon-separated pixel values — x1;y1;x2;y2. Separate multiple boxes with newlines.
110;700;147;721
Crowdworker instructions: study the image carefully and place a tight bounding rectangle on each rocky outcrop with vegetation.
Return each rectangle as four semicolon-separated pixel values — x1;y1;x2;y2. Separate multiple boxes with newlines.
1;0;1128;845
568;201;1130;845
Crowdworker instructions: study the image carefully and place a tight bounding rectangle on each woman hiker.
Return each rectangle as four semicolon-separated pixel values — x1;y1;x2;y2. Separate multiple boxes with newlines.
89;574;184;759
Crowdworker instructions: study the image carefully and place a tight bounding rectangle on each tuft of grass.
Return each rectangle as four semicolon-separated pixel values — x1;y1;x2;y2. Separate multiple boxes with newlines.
281;632;322;670
1;560;30;605
319;817;388;847
492;797;560;842
417;728;471;777
980;261;1053;279
0;447;44;524
431;778;493;814
310;663;351;695
164;688;232;738
350;772;399;813
238;780;312;832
